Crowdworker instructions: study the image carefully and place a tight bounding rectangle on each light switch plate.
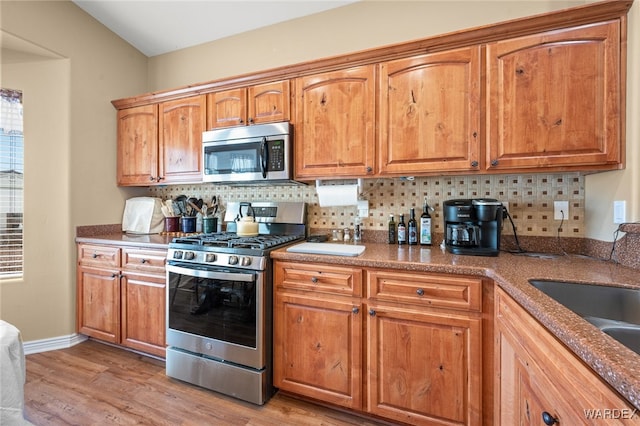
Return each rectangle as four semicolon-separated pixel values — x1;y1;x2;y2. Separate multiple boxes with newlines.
613;200;626;224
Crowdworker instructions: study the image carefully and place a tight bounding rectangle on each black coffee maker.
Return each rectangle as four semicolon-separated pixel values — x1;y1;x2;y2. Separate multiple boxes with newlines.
443;199;504;256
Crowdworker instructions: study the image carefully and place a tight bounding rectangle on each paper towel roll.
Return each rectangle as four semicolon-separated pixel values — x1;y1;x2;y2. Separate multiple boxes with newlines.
316;184;359;207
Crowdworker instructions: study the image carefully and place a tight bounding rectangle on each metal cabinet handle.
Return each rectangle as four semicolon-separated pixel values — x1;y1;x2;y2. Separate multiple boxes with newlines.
311;276;318;283
92;253;98;258
149;176;156;181
491;159;499;167
542;412;558;425
368;309;376;316
366;166;373;173
352;307;359;314
416;288;424;296
111;273;118;278
140;259;147;264
471;161;478;167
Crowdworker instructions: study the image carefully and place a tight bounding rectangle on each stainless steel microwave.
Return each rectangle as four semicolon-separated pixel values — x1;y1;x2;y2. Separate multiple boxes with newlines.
202;122;297;185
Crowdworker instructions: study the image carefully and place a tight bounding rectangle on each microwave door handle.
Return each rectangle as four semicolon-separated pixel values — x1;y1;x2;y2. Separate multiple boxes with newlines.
260;137;268;179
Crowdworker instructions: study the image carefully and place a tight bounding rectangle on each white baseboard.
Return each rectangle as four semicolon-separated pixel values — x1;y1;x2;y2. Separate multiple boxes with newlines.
23;333;88;355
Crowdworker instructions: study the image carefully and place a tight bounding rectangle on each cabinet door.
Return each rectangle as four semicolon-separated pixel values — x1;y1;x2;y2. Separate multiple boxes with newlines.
248;80;290;125
273;293;362;409
121;272;166;358
117;104;159;185
487;21;622;171
77;265;120;343
495;288;639;425
207;88;247;129
366;304;482;426
158;95;205;184
379;47;481;175
294;65;376;179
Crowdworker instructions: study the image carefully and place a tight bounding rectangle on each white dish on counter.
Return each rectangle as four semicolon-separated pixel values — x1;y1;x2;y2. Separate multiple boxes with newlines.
286;242;365;257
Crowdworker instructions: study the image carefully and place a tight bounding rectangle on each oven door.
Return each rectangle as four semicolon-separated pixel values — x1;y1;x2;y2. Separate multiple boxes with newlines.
166;262;267;370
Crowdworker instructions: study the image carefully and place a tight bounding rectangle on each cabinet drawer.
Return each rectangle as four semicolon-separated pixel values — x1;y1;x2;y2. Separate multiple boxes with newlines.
122;248;167;274
367;270;482;312
78;244;120;268
274;261;362;297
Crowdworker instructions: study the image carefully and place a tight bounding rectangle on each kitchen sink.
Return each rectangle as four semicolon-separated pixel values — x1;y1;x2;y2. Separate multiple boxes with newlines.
529;280;640;355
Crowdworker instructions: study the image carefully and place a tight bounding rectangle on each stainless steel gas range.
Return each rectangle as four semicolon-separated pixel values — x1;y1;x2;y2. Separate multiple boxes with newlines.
165;201;306;405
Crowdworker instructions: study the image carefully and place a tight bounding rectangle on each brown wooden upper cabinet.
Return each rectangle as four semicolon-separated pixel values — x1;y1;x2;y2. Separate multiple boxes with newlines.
206;80;290;129
486;21;622;172
294;65;376;179
378;47;481;175
117;95;205;186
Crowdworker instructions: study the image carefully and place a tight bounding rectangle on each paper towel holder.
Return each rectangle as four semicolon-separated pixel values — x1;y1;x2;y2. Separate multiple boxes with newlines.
315;178;364;197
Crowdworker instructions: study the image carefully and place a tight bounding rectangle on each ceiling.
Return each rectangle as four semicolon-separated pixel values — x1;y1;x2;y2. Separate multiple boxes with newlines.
72;0;358;57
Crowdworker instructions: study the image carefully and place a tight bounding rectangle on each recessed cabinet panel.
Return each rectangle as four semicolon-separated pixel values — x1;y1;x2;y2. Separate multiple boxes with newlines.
487;21;621;171
379;47;481;174
117;104;158;185
294;65;376;179
159;95;205;183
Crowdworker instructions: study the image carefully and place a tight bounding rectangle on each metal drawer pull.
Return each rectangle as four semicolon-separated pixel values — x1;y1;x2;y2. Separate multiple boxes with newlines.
416;288;424;296
140;259;147;264
311;276;318;283
352;307;359;314
92;253;98;258
369;309;376;316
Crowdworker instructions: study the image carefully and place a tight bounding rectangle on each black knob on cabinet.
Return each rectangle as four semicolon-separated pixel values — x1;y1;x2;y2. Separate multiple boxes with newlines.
416;288;424;296
471;161;478;167
366;166;373;173
311;277;318;283
140;259;147;264
352;307;359;314
542;412;558;425
149;176;155;181
491;159;499;167
92;253;98;258
369;309;376;316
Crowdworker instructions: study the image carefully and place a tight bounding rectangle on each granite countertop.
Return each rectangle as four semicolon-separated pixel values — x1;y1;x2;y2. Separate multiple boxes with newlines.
75;232;174;249
271;241;640;409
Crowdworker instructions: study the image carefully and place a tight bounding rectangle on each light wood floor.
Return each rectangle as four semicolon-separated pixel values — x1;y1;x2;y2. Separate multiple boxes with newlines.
24;340;389;426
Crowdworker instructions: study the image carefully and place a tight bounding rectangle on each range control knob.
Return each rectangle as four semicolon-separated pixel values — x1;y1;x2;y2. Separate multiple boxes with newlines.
228;255;239;265
241;257;252;266
205;253;217;263
172;251;183;260
184;251;196;261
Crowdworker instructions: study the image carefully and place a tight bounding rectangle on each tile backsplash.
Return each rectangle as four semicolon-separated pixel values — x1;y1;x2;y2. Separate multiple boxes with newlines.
149;172;584;238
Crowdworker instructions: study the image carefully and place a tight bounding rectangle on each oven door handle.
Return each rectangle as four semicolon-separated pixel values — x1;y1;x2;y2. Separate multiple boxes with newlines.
166;263;256;282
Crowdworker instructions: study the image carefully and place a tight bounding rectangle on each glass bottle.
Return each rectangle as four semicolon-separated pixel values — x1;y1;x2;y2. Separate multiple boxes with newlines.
408;208;418;245
388;215;396;244
420;197;432;246
397;214;407;245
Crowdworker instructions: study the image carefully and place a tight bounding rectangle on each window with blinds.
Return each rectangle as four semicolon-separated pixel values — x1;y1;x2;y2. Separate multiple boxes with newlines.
0;89;24;278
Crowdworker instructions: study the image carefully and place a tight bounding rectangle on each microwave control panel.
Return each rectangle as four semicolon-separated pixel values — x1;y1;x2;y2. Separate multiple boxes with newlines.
267;140;285;171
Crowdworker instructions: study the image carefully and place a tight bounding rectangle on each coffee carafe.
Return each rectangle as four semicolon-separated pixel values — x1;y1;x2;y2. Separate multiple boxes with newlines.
443;198;504;256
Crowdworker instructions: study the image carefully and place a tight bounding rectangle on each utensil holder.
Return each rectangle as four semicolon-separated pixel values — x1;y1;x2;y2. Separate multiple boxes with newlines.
180;216;196;233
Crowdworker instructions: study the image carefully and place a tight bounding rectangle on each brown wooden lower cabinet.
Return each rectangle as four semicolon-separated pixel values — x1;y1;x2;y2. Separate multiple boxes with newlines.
77;243;167;358
495;287;639;425
273;260;485;425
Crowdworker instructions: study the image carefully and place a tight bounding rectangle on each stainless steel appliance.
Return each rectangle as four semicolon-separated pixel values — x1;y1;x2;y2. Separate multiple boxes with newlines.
166;201;306;405
202;122;299;185
443;198;504;256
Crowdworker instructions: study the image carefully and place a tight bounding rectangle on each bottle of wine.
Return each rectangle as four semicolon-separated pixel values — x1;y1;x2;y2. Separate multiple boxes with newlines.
388;214;396;244
420;197;432;246
397;214;407;245
408;208;417;245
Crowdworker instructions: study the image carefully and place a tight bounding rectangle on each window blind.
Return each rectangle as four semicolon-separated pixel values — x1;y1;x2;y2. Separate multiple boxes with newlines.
0;88;24;277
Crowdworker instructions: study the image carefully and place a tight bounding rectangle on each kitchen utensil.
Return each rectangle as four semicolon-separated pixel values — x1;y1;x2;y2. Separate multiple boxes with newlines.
174;195;188;216
187;200;205;216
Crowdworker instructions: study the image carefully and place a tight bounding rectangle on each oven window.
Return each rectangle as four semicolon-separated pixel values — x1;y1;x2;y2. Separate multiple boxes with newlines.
168;270;257;348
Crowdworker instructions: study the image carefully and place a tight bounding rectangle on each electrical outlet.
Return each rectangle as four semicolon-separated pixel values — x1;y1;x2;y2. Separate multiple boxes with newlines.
613;200;626;224
554;201;569;220
357;200;369;218
502;201;509;214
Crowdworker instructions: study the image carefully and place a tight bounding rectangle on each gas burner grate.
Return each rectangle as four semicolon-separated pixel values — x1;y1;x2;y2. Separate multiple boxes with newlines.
172;233;303;251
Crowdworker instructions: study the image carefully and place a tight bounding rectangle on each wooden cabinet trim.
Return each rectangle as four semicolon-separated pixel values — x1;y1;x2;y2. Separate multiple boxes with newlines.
112;1;631;109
